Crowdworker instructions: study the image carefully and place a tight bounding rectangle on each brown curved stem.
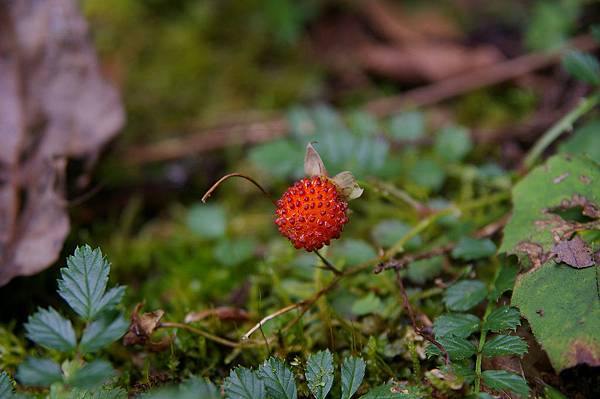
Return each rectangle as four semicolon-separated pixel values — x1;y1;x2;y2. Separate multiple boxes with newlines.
202;172;276;206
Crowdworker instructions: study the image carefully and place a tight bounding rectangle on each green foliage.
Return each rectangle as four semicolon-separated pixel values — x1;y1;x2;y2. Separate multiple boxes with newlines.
482;335;528;357
451;238;496;261
429;265;530;397
559;119;600;162
482;306;521;333
16;357;62;387
500;154;600;371
186;204;227;239
562;51;600;85
434;126;473;162
525;0;581;51
258;357;297;399
341;357;366;399
433;314;480;338
305;350;334;399
388;111;425;141
14;246;128;393
24;308;76;353
481;370;529;397
225;367;265;399
443;280;487;311
0;372;14;398
57;246;125;321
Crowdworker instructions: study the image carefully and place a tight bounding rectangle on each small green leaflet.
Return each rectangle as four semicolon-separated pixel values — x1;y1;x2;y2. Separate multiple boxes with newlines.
68;359;116;389
488;263;518;301
79;312;130;354
224;367;265;399
562;50;600;85
0;372;14;398
359;383;420;398
68;387;128;399
482;335;528;357
482;306;521;332
426;335;477;361
443;280;487;311
433;313;480;338
139;377;220;399
341;356;366;399
451;237;497;261
24;307;76;352
258;357;297;399
16;357;62;387
434;125;473;162
305;350;334;399
482;370;529;397
57;246;125;321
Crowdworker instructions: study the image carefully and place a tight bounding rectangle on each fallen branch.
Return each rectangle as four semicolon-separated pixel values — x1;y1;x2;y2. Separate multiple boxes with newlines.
125;34;597;164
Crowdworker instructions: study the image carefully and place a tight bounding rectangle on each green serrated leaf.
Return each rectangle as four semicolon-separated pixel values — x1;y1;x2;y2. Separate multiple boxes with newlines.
434;125;472;162
305;350;334;399
451;238;496;261
482;335;528;358
180;376;221;399
443;280;487;311
482;370;529;397
341;356;366;399
426;335;477;361
488;262;518;301
258;357;297;399
224;367;265;399
433;313;480;339
482;306;521;332
57;246;125;321
69;387;128;399
16;357;62;387
448;361;475;384
562;51;600;85
79;312;130;353
68;360;116;389
24;307;76;352
0;372;14;397
359;383;419;398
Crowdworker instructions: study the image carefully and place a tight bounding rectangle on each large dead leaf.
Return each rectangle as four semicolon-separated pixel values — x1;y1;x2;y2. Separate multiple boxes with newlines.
0;0;123;285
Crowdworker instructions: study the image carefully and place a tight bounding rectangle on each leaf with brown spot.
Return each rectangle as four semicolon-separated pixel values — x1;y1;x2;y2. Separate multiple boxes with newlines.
552;235;595;269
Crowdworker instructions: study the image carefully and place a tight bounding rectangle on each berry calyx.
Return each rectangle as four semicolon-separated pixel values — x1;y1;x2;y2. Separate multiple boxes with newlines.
275;176;349;251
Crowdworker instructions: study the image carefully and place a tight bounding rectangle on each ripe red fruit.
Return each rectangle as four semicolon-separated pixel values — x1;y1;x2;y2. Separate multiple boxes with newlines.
275;176;349;251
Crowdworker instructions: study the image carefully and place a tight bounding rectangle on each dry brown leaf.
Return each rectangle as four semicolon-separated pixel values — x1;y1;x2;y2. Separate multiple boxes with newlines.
123;303;165;346
552;235;595;269
0;0;123;285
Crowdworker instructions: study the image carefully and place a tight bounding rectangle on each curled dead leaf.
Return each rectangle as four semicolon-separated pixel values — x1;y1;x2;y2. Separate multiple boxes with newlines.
123;303;165;347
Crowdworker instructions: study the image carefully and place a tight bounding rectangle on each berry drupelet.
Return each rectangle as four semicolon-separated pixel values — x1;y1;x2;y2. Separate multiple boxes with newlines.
275;176;349;251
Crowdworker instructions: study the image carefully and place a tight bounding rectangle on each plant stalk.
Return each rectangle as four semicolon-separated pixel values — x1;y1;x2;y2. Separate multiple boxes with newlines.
523;91;600;170
474;302;494;394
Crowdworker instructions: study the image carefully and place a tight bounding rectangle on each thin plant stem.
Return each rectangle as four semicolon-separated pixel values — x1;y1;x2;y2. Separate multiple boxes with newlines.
474;302;494;394
202;172;276;205
523;91;600;170
159;322;267;348
314;250;342;275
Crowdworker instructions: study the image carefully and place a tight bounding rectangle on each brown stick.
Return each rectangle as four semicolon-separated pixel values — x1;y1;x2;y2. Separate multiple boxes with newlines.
201;172;276;206
125;35;597;164
396;270;450;365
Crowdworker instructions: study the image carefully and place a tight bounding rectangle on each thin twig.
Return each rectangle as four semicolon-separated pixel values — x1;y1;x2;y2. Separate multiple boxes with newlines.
395;270;449;365
202;172;276;206
241;303;303;340
314;250;342;275
159;322;266;348
125;35;598;164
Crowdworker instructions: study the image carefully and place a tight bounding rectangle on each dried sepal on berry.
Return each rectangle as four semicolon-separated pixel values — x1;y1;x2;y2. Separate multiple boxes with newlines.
304;142;328;177
331;171;363;201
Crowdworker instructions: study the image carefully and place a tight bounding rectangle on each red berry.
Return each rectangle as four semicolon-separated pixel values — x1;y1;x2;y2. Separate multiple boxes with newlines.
275;176;349;251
